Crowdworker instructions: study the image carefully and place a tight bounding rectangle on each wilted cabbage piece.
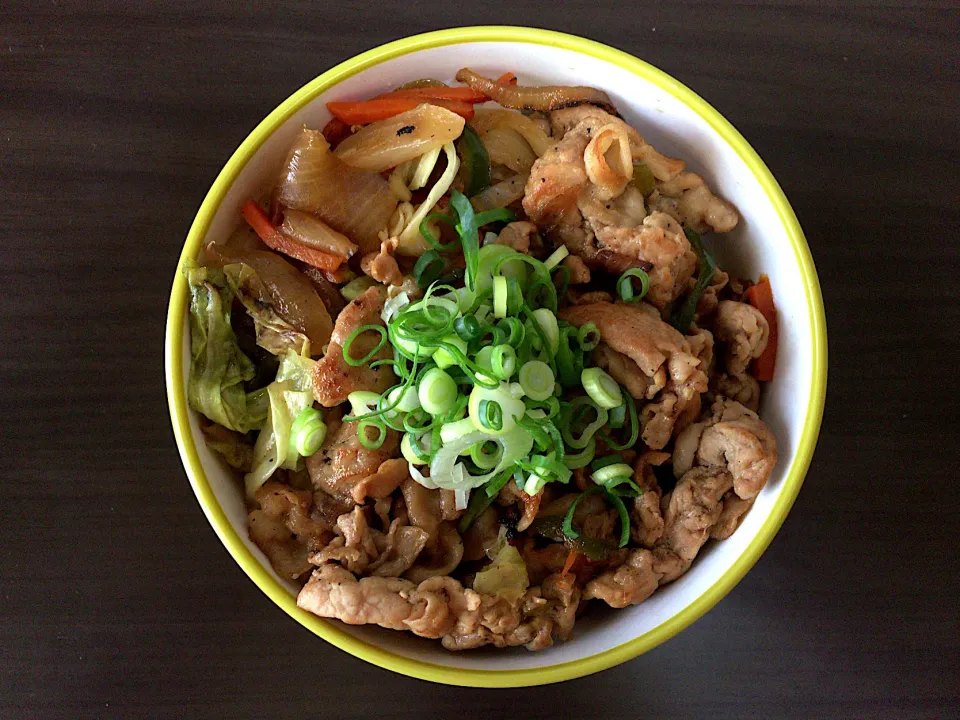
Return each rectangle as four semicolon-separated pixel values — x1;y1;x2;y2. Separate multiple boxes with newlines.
245;350;319;498
471;527;530;602
184;261;268;434
223;262;310;357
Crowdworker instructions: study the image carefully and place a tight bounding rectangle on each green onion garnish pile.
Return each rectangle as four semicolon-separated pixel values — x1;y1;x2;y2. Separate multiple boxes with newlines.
340;189;652;546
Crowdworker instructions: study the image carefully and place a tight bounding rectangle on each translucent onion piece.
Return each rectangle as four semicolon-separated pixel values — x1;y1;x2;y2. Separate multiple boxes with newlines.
584;124;633;201
334;104;465;172
279;209;358;258
275;128;397;254
471;173;529;212
482;127;538;173
470;108;552;156
205;239;333;352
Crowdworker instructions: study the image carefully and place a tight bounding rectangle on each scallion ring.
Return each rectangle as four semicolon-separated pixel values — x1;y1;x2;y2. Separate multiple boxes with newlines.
342;324;387;367
289;407;326;457
617;268;651;303
582;367;623;409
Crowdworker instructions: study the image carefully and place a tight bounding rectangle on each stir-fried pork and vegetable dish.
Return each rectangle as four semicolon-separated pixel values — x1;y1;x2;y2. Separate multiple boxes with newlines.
186;69;779;651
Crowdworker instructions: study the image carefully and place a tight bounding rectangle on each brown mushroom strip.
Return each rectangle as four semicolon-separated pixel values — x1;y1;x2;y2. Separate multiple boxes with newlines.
455;68;618;115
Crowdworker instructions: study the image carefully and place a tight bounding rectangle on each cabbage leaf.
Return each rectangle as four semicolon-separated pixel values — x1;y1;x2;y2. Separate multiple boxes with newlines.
185;261;267;433
244;350;318;497
471;527;530;602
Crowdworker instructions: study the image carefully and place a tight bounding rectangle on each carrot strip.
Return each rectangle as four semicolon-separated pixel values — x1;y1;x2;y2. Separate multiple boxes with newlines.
560;549;579;579
384;87;490;103
327;97;475;124
241;200;344;272
745;275;778;381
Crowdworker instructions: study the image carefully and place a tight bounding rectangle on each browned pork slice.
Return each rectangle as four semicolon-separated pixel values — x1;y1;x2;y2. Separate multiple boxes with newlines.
710;492;755;540
710;372;761;412
652;466;734;583
630;451;669;548
583;549;660;608
647;172;739;234
400;479;465;583
713;300;770;376
672;398;778;500
493;221;540;253
297;564;581;651
311;505;428;578
523;118;696;309
560;301;708;448
548;106;686;182
306;415;403;504
312;286;395;406
560;301;699;381
247;481;336;580
593;344;662;400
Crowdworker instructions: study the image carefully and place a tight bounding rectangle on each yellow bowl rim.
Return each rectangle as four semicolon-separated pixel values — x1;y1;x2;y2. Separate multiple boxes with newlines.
164;25;827;688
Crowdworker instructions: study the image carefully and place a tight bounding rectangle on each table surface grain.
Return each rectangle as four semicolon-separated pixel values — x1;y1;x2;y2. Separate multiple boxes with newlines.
3;3;959;718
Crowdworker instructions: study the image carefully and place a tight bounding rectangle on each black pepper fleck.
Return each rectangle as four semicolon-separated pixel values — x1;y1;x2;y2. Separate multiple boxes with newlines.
397;125;415;136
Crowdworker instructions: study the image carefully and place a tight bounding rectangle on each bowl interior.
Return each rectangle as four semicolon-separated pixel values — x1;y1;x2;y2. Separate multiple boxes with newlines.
168;33;822;681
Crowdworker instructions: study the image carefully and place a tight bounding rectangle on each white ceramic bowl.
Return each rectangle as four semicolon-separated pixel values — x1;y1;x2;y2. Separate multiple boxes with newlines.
165;27;827;687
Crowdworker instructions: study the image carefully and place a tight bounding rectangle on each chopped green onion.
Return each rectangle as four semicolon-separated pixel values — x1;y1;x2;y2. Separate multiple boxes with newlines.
608;402;626;428
340;276;378;300
672;228;717;332
497;317;525;347
561;397;609;449
531;308;560;355
492;276;522;319
605;489;632;547
454;314;482;342
401;431;432;465
357;419;386;449
525;279;558;314
457;125;491;196
289;407;326;457
600;392;639;451
563;437;596;469
418;367;457;415
413;250;445;288
441;417;480;443
477;399;504;431
543;245;569;270
386;385;421;415
591;463;634;485
632;162;656;196
458;480;499;532
582;367;623;409
418;212;459;251
433;335;468;369
468;381;525;435
476;345;495;372
562;486;604;540
591;454;625;471
342;324;387;367
525;395;560;420
476;244;528;294
491;344;517;380
577;322;600;352
555;327;581;388
484;469;515;498
469;440;503;470
617;268;651;303
519;360;555;401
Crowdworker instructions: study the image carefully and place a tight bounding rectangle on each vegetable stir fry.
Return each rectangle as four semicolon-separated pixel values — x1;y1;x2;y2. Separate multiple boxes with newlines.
185;69;779;652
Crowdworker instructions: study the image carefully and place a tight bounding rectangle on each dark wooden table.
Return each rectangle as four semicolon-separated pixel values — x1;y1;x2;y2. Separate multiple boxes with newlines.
3;3;958;718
